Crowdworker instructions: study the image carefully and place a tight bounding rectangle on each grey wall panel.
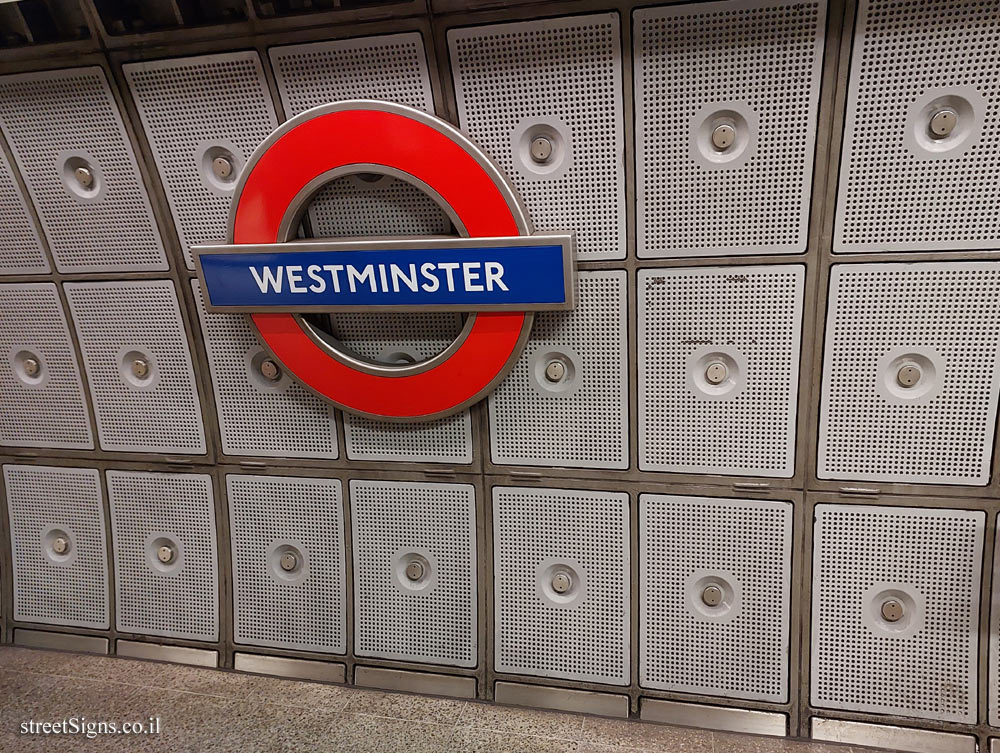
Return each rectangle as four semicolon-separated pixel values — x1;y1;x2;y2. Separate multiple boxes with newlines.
228;474;346;654
449;14;626;260
0;283;93;450
65;280;206;455
638;265;805;477
835;0;1000;252
640;494;791;702
5;465;108;629
488;270;628;470
123;52;279;269
493;486;630;685
811;504;983;723
350;479;477;667
108;470;218;642
0;67;166;272
634;0;826;257
192;279;338;460
817;262;1000;485
0;146;48;275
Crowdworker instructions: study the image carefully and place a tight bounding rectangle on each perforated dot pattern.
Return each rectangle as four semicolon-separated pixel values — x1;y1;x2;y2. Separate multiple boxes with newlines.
638;265;805;477
5;465;108;629
0;283;92;450
123;52;279;269
634;0;825;256
640;494;791;701
192;280;337;459
269;34;447;239
835;0;1000;252
0;67;166;272
108;470;218;641
493;486;629;685
449;14;626;260
0;146;48;274
64;280;206;454
228;474;345;654
818;263;1000;485
350;480;477;667
489;271;628;469
811;504;983;722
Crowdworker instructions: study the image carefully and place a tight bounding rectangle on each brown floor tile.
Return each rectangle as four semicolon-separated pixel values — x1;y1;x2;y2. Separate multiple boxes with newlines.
242;673;357;711
344;687;472;723
582;717;713;752
450;727;581;752
456;702;585;741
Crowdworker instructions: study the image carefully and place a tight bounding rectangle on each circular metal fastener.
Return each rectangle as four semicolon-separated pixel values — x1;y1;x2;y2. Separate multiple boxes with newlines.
131;358;150;379
705;362;728;385
929;108;958;139
279;552;298;572
405;560;425;582
212;156;234;180
529;136;553;163
896;364;921;388
23;357;40;377
881;599;904;623
259;359;281;381
702;584;723;607
74;166;94;188
551;571;572;594
52;536;69;555
544;360;566;383
157;545;175;564
711;124;736;150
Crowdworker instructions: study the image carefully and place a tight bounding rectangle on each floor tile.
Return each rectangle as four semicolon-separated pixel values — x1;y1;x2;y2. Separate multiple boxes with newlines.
582;716;714;752
242;673;356;711
452;726;581;752
456;702;585;741
344;688;472;723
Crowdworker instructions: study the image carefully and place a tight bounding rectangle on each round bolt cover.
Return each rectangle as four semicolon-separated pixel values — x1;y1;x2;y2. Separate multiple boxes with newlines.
896;364;922;388
551;571;572;594
212;156;234;180
544;360;566;383
52;536;69;555
405;560;425;582
279;552;298;572
881;599;904;622
711;124;736;150
929;108;958;138
131;358;150;379
157;545;175;564
23;357;40;377
74;166;94;188
529;136;553;163
259;359;281;381
701;584;724;607
705;361;728;385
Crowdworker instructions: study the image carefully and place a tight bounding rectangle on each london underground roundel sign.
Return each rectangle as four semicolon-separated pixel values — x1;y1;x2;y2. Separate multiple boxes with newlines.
193;101;576;422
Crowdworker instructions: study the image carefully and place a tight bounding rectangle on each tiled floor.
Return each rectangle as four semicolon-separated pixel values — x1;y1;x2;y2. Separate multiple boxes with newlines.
0;646;879;753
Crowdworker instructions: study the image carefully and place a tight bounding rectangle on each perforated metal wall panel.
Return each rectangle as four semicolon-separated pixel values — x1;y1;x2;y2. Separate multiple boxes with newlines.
811;504;984;723
228;474;346;654
835;0;1000;252
449;14;626;260
4;465;108;629
333;312;473;464
638;265;804;477
493;486;630;685
489;271;627;469
123;52;279;269
0;283;92;450
192;280;338;460
269;34;448;239
108;470;218;641
818;263;1000;485
64;280;206;455
0;147;48;274
0;67;166;272
350;480;477;667
634;0;825;257
640;495;791;702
